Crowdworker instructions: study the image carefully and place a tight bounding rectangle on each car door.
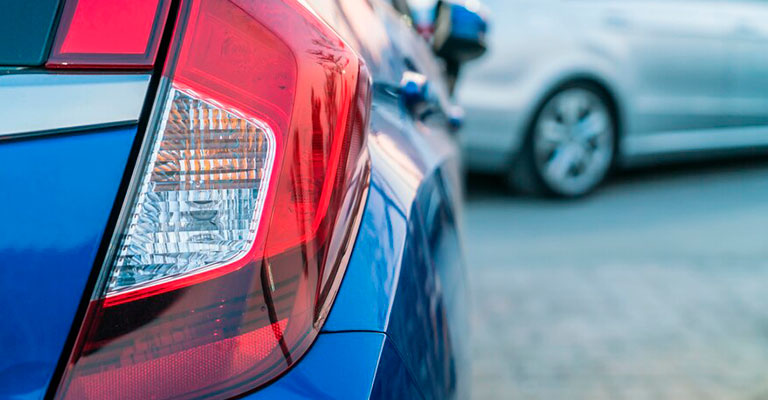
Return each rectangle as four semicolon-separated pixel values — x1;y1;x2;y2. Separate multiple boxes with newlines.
595;0;732;135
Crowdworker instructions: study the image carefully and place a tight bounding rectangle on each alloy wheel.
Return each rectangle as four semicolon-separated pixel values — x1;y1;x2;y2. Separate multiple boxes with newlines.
532;87;615;196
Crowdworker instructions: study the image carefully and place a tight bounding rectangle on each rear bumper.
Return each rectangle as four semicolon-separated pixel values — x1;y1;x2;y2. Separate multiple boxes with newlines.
242;332;422;399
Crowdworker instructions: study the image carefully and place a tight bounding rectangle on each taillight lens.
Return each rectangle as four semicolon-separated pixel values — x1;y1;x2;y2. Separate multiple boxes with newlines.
52;0;371;398
47;0;171;68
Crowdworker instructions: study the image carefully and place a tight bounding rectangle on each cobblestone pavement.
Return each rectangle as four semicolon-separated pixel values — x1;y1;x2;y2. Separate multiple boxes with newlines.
464;159;768;399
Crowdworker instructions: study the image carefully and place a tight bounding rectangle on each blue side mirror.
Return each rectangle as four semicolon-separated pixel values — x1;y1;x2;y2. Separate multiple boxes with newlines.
433;0;489;64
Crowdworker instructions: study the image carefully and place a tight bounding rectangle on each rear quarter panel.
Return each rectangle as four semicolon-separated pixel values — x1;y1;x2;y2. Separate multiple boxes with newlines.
314;1;470;398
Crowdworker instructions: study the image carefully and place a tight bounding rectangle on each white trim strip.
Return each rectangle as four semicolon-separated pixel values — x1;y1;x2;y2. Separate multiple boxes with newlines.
623;126;768;158
0;73;150;137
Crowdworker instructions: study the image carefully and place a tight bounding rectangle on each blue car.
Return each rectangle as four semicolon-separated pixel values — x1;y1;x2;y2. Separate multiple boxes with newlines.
0;0;485;399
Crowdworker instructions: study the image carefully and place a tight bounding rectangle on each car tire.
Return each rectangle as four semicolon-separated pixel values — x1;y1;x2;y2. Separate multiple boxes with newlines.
507;82;616;198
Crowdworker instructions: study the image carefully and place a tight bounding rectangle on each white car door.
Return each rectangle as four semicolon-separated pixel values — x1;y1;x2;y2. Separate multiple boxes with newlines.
597;0;733;136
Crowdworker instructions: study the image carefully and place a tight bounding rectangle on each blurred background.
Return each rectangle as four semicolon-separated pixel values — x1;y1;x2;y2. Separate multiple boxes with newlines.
411;0;768;398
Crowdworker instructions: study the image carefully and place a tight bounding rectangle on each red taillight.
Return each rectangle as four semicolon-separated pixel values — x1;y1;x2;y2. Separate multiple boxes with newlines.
52;0;371;399
47;0;171;68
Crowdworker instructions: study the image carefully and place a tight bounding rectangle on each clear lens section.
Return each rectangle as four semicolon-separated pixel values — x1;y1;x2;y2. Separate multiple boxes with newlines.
108;87;275;295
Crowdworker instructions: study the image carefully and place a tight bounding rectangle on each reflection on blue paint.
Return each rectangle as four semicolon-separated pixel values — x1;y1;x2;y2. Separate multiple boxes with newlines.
0;127;136;399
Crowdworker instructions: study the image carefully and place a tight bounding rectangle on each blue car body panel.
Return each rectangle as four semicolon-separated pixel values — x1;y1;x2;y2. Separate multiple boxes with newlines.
0;127;136;399
370;338;424;400
243;332;423;400
319;1;470;397
323;89;469;399
244;332;385;400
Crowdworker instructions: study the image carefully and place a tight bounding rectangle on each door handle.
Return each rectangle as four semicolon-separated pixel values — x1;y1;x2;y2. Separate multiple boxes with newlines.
400;70;431;110
447;105;464;132
399;70;464;132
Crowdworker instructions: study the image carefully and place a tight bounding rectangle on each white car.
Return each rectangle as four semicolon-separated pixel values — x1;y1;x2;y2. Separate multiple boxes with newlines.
458;0;768;197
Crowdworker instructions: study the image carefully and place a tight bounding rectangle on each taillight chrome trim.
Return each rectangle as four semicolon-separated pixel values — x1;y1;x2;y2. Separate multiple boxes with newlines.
0;73;150;139
89;77;174;301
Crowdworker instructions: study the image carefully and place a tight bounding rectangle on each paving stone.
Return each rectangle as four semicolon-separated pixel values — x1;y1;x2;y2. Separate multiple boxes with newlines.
464;163;768;399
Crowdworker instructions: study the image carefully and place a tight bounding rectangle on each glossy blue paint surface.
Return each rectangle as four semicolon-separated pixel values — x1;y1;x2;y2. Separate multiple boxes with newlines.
245;332;424;400
317;1;470;397
324;79;469;399
371;338;424;400
324;88;415;333
323;127;469;398
0;127;136;400
243;332;385;399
